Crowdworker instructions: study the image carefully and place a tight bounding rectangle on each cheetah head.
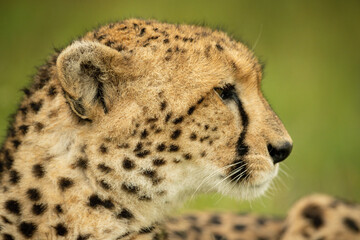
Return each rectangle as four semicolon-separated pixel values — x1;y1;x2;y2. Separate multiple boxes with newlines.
56;21;292;208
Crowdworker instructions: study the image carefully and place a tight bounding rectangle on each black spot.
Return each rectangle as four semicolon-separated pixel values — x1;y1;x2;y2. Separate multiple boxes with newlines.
121;183;139;194
165;113;172;123
139;226;155;234
99;144;107;154
257;217;267;225
30;100;43;113
163;39;169;44
139;195;152;201
117;209;133;219
32;203;47;215
141;129;149;139
105;40;114;47
200;151;206;157
172;116;184;124
146;117;158;123
200;136;209;142
187;106;196;115
233;224;247;231
58;177;74;191
1;216;12;224
191;225;202;233
197;97;204;104
18;221;37;238
343;217;359;233
97;163;112;173
204;125;209;130
4;150;13;170
174;231;187;239
153;158;166;166
27;188;41;201
5;200;21;215
215;44;224;51
102;199;115;209
9;170;20;184
134;142;143;152
54;223;68;236
100;180;111;190
12;140;21;149
209;215;221;224
135;150;150;158
116;44;126;51
48;86;57;97
139;27;146;36
171;129;181;139
156;143;166;152
55;205;63;214
32;164;45;178
3;234;15;240
18;125;29;135
190;133;197;140
302;204;324;229
76;234;91;240
88;194;102;208
34;122;44;132
213;233;226;240
169;145;179;152
147;36;159;41
183;153;192;160
19;106;28;117
160;101;167;111
75;157;88;169
143;169;156;178
123;158;135;170
22;88;32;96
97;34;107;41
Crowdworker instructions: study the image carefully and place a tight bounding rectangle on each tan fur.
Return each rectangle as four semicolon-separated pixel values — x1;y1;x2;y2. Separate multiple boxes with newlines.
164;194;360;240
0;19;291;239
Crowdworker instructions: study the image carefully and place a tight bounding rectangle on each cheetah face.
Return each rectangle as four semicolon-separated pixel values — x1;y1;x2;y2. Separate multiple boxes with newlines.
57;24;292;205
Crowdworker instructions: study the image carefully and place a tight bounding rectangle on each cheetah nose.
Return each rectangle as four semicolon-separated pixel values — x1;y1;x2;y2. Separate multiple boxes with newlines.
267;142;293;164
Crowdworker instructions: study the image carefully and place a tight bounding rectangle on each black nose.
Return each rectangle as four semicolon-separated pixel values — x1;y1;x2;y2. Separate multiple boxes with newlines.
267;142;293;164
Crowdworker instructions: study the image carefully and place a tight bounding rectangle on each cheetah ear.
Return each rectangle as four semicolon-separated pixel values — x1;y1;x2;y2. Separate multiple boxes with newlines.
56;41;122;120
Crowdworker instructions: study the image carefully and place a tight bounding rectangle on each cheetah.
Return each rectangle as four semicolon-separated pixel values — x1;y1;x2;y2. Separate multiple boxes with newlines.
0;19;293;239
165;194;360;240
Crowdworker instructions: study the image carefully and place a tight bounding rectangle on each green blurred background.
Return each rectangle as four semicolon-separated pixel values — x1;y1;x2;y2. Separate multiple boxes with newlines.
0;0;359;216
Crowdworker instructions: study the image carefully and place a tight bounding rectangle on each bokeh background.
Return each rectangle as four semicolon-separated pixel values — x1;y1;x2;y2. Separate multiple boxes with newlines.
0;0;359;216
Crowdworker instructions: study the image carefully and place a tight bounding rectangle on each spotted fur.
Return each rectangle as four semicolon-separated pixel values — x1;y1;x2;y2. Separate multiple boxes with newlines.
0;19;292;239
165;195;360;240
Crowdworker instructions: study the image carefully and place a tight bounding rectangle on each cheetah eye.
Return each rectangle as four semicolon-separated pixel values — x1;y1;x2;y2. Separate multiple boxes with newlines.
214;84;235;100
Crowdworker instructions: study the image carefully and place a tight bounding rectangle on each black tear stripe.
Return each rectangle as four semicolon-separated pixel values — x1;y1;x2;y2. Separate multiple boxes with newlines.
228;90;250;182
